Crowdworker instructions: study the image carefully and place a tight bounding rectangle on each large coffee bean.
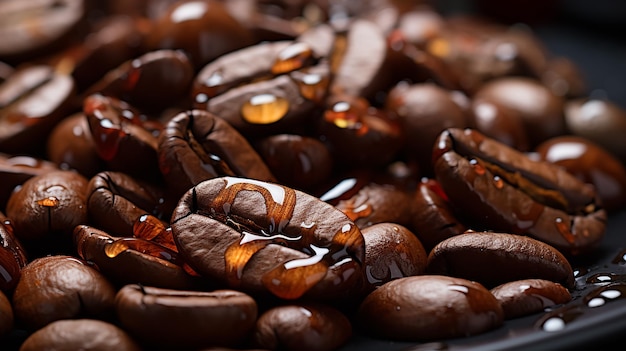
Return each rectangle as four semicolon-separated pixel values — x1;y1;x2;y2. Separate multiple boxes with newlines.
171;176;365;300
357;275;504;341
432;127;606;256
426;232;575;289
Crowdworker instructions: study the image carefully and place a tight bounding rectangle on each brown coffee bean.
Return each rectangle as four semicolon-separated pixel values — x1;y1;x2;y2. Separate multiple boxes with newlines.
158;110;276;199
256;134;332;192
410;178;466;252
469;99;530;152
357;275;504;341
115;284;258;349
0;65;75;155
0;211;28;294
73;225;198;290
171;176;365;300
0;153;60;211
6;170;88;256
0;289;12;337
426;232;575;289
12;255;116;331
385;82;469;175
87;171;170;238
432;128;606;256
490;278;572;320
541;56;587;98
146;0;254;69
564;97;626;165
535;135;626;212
46;112;105;178
360;223;427;293
472;77;565;147
252;303;352;351
19;319;142;351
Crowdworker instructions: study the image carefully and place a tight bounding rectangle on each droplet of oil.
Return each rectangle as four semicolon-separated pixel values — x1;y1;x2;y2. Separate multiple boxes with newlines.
290;70;328;103
272;42;313;74
469;159;485;175
324;101;362;129
241;94;289;124
493;175;504;189
555;217;576;244
36;196;59;207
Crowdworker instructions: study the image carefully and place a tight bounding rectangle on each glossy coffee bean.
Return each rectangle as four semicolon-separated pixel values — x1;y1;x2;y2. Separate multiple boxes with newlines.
564;98;626;164
357;275;504;341
83;94;162;182
490;278;571;320
0;0;86;63
116;284;258;349
469;98;530;152
535;135;626;212
541;56;587;99
6;170;88;256
46;112;105;178
472;77;565;147
73;225;198;290
385;82;469;175
12;255;116;331
433;128;606;256
256;134;333;191
171;176;365;300
19;319;141;351
252;303;352;351
87;171;170;238
0;153;59;211
426;232;575;289
158;110;276;199
147;0;254;69
0;211;28;294
0;65;75;155
360;223;427;293
0;289;12;336
410;178;466;252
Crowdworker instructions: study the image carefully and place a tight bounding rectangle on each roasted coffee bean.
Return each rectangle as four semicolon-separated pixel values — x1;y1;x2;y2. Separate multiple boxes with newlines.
0;65;75;155
357;275;504;341
84;94;162;182
432;128;606;256
252;303;352;351
84;50;194;113
410;178;466;252
0;153;59;212
426;232;575;289
256;134;332;192
319;95;404;169
333;181;414;229
12;255;116;331
469;99;530;152
0;0;86;63
115;284;258;349
360;223;427;293
146;0;255;69
564;97;626;165
158;110;276;199
171;176;365;300
472;77;566;147
385;82;469;175
0;289;13;336
73;225;198;290
0;211;28;294
19;319;142;351
541;56;587;98
535;135;626;212
194;38;328;137
490;278;572;320
87;171;170;238
6;170;88;256
46;112;105;178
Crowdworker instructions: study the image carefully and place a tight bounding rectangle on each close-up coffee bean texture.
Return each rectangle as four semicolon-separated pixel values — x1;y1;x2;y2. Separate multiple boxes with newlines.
1;0;626;350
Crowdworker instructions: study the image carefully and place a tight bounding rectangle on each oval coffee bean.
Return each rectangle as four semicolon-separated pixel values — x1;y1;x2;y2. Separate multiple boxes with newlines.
0;153;59;211
19;319;141;351
252;303;352;351
115;284;257;349
12;255;116;331
171;176;365;300
490;278;572;319
0;211;27;294
426;232;575;289
432;127;606;256
357;275;504;341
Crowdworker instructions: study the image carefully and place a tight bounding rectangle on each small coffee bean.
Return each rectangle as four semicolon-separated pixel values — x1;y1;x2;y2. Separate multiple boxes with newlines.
490;278;572;319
